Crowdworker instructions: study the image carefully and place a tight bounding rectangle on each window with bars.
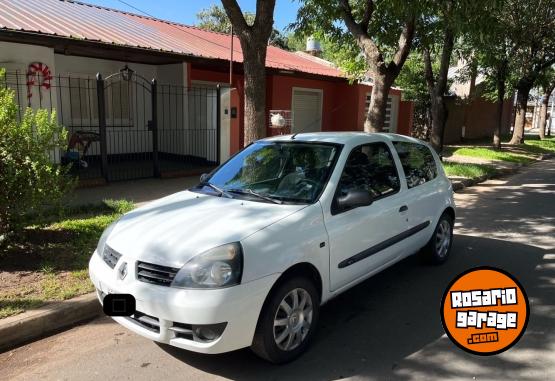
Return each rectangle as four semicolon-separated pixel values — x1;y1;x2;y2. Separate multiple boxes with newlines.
68;76;98;125
364;93;393;132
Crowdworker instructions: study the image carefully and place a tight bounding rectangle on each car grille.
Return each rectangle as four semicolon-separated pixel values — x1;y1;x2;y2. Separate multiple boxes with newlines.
168;322;194;340
127;311;160;333
102;245;121;269
136;261;179;287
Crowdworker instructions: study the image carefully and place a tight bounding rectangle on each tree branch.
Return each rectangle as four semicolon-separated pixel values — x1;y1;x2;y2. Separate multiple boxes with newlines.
436;26;455;93
360;0;375;32
221;0;249;34
391;16;416;72
423;47;435;95
339;0;382;68
253;0;276;33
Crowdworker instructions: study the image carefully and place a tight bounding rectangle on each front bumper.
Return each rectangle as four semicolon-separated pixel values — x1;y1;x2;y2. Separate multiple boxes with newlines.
89;251;279;354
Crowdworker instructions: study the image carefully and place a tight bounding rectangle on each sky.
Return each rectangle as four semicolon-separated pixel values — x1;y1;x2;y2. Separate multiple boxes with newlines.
82;0;301;31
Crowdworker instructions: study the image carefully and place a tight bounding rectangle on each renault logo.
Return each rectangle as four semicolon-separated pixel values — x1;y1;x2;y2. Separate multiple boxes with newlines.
118;262;128;280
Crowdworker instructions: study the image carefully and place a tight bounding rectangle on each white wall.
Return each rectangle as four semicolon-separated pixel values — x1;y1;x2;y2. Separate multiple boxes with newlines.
2;41;226;166
0;41;60;161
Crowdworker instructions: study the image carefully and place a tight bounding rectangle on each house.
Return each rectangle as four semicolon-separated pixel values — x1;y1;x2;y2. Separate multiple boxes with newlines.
445;60;514;143
0;0;413;183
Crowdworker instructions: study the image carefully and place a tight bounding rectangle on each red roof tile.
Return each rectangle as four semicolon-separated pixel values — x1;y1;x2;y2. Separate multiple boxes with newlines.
0;0;343;78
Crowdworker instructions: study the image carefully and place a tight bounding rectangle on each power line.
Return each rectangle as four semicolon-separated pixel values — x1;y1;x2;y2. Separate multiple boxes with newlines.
113;0;340;74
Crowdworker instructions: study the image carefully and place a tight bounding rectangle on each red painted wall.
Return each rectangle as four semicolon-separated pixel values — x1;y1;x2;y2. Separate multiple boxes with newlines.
398;100;414;136
191;66;412;156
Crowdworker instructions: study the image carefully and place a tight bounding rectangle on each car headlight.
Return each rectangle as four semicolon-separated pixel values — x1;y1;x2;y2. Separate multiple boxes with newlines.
171;243;243;289
96;220;118;257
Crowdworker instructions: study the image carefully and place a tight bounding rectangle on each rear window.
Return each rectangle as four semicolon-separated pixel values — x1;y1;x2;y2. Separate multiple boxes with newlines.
393;141;437;188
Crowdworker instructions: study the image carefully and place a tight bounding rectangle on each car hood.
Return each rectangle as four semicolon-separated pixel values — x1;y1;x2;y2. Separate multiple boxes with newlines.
105;190;306;268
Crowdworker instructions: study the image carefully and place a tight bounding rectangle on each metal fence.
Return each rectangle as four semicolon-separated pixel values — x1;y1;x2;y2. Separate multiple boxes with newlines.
2;70;220;182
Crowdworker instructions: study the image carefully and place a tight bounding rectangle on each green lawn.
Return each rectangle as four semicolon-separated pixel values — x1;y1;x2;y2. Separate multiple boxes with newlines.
522;136;555;154
0;199;134;319
449;147;535;164
446;136;555;164
443;162;499;179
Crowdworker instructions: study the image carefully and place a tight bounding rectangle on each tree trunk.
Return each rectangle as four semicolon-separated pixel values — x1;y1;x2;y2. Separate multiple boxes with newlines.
242;48;267;145
493;61;507;149
221;0;276;146
509;83;532;145
363;75;393;132
429;92;448;152
423;26;454;154
539;94;548;140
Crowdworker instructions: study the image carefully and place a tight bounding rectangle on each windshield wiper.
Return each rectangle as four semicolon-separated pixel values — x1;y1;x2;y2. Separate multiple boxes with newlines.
200;182;232;198
226;188;283;204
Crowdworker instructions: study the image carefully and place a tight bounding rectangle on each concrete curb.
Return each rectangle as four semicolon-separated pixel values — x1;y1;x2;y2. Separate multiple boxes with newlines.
0;292;101;353
450;164;523;192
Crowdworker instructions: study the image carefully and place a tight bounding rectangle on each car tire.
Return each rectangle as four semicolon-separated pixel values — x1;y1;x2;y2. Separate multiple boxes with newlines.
421;213;454;265
251;277;320;364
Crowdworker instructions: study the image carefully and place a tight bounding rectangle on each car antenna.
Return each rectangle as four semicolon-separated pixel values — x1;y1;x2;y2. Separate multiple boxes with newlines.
291;133;298;140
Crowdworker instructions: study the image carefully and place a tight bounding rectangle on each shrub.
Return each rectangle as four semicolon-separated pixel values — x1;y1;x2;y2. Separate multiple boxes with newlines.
0;69;74;244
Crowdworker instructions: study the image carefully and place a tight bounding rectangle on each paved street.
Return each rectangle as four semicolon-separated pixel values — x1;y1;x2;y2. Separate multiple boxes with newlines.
1;159;554;381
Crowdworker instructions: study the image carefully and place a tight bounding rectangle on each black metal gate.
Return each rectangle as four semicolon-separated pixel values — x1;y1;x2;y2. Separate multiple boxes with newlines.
97;69;221;182
97;70;157;181
2;68;220;183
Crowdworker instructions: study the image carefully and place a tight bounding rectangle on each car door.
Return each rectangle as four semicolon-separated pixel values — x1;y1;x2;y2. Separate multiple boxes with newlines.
392;141;441;252
324;142;408;292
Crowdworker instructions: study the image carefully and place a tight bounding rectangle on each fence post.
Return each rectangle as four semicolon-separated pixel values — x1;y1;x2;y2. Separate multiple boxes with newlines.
96;73;109;182
151;78;160;177
216;84;221;164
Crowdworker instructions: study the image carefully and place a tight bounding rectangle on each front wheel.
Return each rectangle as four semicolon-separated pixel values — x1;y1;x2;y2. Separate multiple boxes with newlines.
251;277;319;364
421;213;454;264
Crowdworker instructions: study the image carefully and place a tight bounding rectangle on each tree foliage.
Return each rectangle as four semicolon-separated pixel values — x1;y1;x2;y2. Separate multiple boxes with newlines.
293;0;418;132
197;4;288;49
0;70;74;243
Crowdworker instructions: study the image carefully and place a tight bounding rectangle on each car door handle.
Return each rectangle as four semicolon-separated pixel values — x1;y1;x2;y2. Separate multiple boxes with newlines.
399;205;408;213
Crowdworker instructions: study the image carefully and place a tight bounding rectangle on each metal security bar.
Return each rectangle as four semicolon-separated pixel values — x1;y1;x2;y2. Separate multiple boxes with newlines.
2;70;220;182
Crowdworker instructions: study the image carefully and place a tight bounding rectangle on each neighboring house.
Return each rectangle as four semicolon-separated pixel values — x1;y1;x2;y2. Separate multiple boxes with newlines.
445;60;514;144
0;0;413;183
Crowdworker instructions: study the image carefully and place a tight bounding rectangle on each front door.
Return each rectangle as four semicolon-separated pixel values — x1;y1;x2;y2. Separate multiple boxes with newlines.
325;142;408;291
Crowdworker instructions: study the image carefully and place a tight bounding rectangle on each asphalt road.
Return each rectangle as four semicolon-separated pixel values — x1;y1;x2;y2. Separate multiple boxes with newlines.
1;159;554;381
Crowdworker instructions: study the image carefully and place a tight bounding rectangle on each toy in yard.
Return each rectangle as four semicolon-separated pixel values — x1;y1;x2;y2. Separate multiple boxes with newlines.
64;131;100;168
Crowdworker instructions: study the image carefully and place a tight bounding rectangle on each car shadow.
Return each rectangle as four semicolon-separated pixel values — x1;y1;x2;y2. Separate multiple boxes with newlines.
156;234;554;380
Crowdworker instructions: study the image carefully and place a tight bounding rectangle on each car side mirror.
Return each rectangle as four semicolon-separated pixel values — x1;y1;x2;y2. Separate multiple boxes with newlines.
335;190;373;213
199;173;210;183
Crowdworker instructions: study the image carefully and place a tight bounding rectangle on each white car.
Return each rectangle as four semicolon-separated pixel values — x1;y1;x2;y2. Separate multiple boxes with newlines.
89;132;455;363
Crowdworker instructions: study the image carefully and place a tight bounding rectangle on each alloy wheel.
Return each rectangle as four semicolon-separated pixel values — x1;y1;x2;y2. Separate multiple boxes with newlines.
273;288;313;351
435;219;452;258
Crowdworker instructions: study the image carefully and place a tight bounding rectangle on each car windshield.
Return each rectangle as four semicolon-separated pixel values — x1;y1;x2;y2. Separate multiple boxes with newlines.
194;141;340;204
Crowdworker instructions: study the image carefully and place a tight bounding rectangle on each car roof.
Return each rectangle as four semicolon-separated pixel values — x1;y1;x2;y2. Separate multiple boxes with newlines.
262;132;426;146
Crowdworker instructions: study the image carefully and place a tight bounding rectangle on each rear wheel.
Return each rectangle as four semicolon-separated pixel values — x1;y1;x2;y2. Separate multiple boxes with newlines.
251;277;319;364
421;213;453;264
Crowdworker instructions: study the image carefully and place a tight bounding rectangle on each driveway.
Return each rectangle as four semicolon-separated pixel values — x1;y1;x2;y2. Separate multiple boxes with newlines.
1;160;554;381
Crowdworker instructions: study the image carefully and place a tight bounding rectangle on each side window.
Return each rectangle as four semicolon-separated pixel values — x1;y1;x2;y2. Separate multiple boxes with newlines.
393;142;437;188
337;142;400;200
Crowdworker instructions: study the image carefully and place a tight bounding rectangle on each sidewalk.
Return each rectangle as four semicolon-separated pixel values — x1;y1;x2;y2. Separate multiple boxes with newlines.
68;175;200;207
67;158;524;207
